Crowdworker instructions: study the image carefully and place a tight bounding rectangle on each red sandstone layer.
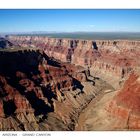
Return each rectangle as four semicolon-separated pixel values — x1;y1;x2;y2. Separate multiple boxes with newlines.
106;72;140;129
9;36;140;81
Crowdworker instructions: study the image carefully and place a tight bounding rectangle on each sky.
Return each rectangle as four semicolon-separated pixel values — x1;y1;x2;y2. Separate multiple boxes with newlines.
0;9;140;33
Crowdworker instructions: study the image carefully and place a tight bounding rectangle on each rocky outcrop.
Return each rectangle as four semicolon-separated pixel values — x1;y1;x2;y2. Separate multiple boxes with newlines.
0;49;99;130
0;37;15;49
106;72;140;130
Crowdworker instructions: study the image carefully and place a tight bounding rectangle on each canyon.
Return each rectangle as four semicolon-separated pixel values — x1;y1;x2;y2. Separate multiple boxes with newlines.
0;36;140;130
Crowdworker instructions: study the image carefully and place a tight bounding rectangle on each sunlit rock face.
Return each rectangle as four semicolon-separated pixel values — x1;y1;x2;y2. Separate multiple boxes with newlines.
106;72;140;130
9;36;140;88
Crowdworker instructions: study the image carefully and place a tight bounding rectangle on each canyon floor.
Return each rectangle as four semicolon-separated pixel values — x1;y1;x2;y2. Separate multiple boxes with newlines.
75;90;117;131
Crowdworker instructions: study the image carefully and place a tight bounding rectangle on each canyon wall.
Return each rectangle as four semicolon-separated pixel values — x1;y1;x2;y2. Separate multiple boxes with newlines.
0;36;140;130
9;36;140;88
0;49;100;130
106;71;140;130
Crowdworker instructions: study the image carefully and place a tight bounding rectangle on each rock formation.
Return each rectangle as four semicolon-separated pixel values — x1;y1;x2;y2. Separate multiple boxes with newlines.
0;36;139;130
0;37;15;49
0;48;99;130
9;36;140;88
106;71;140;130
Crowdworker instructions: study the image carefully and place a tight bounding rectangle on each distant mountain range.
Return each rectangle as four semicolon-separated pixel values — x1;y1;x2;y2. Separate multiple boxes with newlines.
1;31;140;40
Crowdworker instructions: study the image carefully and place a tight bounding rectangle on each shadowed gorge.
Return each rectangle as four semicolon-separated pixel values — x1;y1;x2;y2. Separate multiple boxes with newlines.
3;100;17;116
0;45;104;130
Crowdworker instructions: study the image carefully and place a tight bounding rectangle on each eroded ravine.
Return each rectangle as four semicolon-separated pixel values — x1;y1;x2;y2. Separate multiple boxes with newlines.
0;47;116;131
75;77;115;131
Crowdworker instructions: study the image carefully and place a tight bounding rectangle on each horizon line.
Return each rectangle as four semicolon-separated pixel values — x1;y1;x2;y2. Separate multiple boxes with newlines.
1;31;140;35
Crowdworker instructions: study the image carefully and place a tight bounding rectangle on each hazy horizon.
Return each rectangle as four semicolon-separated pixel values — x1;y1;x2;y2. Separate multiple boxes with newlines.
1;32;140;40
0;9;140;33
1;31;140;34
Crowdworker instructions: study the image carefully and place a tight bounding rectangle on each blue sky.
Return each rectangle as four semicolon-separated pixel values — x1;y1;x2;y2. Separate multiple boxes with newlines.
0;9;140;32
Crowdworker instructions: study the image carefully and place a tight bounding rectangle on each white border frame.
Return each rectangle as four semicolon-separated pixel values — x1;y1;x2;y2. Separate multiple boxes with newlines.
0;0;140;9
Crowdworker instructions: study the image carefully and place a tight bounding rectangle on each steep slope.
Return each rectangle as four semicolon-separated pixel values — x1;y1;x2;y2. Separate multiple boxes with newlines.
0;48;103;131
75;71;140;130
106;72;140;130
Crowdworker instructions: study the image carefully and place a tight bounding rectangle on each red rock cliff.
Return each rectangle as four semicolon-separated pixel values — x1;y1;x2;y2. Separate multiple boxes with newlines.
106;72;140;129
9;36;140;89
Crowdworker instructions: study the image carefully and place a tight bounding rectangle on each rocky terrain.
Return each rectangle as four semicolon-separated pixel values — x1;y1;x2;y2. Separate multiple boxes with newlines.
0;45;106;130
106;71;140;130
0;37;15;49
0;36;140;130
9;36;140;88
75;71;140;130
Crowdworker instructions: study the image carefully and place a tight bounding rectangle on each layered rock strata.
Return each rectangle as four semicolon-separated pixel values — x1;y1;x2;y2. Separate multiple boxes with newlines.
9;36;140;89
1;36;140;130
106;72;140;130
0;49;100;130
